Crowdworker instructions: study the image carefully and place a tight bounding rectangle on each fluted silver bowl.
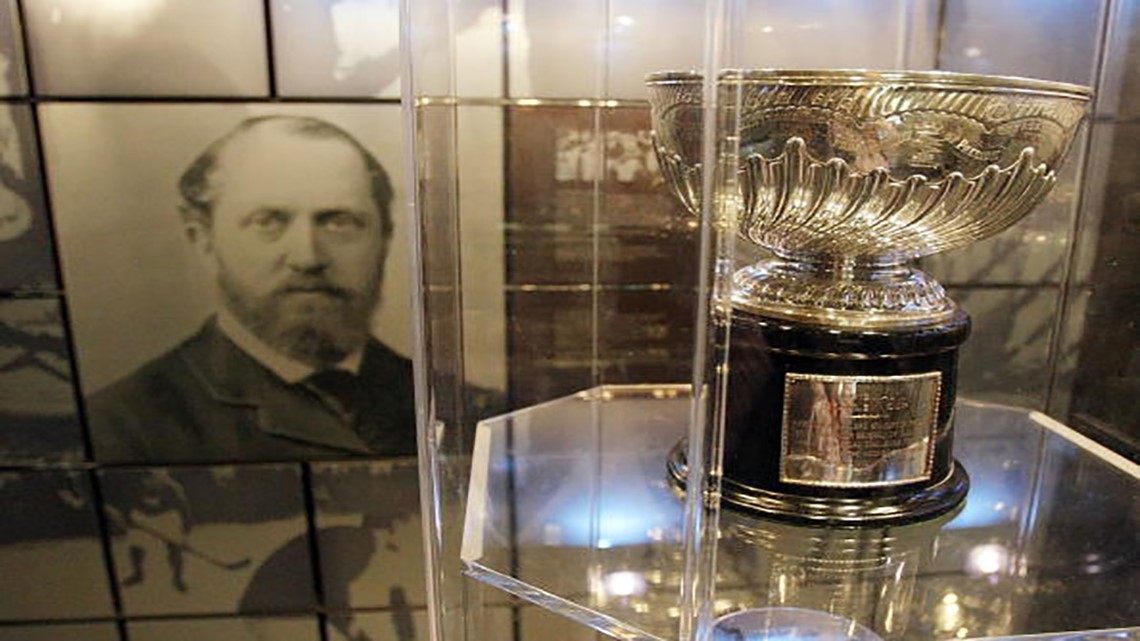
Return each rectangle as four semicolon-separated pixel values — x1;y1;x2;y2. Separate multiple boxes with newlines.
648;69;1090;326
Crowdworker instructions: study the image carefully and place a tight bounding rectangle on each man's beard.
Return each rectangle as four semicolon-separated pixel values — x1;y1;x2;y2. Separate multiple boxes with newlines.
219;271;380;369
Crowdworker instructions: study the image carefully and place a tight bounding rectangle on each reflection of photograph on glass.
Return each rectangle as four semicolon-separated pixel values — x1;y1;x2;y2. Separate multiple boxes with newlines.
0;299;84;463
85;116;415;464
0;105;56;291
99;464;313;616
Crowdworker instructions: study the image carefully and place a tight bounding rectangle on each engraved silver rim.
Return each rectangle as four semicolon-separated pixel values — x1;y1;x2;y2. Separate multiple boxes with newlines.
645;68;1092;99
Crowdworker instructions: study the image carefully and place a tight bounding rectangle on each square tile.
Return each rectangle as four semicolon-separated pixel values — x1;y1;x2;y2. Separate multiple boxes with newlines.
950;286;1060;409
130;616;318;641
311;458;424;609
728;0;935;79
518;603;613;641
511;0;937;100
271;0;399;98
23;0;268;96
1070;122;1140;286
399;0;502;98
327;610;426;641
39;103;413;464
507;0;608;98
457;106;508;392
0;0;27;95
274;0;503;99
1059;283;1140;453
327;604;514;641
0;470;113;620
0;104;57;292
938;0;1106;86
0;298;84;463
505;105;693;285
98;464;313;616
1096;0;1140;118
0;622;119;641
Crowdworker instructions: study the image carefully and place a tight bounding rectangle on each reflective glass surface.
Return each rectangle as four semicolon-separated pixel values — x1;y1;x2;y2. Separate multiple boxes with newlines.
464;386;1139;641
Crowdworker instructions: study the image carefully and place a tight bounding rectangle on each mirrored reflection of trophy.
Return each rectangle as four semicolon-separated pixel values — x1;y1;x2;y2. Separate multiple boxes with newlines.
647;70;1090;523
717;509;954;640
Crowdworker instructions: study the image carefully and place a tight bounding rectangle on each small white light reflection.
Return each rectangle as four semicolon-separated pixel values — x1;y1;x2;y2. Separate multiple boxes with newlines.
965;542;1010;576
761;26;774;34
518;98;542;107
935;592;963;633
577;99;593;107
965;46;983;58
596;538;613;549
615;15;635;27
603;570;647;597
1083;553;1105;575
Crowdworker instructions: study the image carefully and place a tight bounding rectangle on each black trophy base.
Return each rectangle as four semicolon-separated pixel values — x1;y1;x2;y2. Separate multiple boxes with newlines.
679;306;972;525
667;439;970;525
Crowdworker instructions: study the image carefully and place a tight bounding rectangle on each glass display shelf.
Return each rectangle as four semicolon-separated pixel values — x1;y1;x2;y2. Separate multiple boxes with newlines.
461;385;1139;641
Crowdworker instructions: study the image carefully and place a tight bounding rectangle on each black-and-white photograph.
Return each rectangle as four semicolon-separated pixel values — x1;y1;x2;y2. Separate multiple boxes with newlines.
129;616;319;641
40;104;415;464
98;464;313;616
311;459;425;612
0;299;84;463
0;471;114;621
0;104;57;292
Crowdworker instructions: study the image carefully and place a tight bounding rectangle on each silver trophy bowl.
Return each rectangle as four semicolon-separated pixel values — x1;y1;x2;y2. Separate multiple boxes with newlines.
648;69;1091;327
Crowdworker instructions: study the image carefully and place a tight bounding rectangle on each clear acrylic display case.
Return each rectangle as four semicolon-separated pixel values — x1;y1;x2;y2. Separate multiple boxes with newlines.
402;2;1139;640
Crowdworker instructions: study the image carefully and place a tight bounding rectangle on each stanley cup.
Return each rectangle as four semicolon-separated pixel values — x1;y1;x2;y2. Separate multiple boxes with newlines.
648;70;1090;523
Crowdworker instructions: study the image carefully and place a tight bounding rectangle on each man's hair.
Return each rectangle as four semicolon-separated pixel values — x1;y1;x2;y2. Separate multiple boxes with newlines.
178;115;394;236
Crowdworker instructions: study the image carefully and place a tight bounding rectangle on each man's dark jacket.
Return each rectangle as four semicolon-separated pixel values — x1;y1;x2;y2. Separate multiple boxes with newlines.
88;320;417;464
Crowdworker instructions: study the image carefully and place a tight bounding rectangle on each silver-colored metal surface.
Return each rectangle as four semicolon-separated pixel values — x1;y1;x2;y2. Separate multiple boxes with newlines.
647;69;1090;326
779;372;941;488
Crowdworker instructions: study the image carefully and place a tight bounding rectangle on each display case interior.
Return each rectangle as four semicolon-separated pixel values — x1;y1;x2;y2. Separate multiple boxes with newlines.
403;1;1139;640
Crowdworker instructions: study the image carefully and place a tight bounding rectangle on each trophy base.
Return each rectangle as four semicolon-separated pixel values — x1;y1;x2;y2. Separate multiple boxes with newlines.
668;440;969;525
684;305;972;525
